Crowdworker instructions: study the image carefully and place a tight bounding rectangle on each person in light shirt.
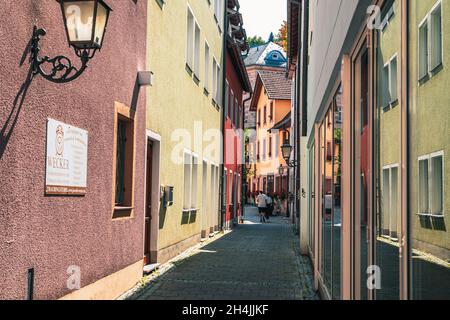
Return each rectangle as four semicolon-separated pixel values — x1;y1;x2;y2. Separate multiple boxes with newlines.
256;191;268;223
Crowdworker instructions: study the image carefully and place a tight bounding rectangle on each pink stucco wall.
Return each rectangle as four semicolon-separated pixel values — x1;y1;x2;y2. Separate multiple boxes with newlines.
0;0;147;299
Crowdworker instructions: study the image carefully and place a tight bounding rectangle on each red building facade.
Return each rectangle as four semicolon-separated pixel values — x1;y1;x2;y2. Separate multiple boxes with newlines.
223;0;252;229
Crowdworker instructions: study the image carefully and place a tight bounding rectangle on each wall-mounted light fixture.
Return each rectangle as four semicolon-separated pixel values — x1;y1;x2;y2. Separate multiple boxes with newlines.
279;129;299;168
30;0;112;83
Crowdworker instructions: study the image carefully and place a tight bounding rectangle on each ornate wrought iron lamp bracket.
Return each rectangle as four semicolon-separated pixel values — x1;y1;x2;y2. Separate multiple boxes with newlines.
30;26;96;83
286;160;300;168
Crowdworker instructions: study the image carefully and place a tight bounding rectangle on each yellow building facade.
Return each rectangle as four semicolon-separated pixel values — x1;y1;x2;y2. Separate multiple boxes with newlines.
145;0;225;264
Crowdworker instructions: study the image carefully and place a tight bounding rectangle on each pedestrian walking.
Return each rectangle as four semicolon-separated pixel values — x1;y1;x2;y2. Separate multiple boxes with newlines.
256;191;267;223
265;193;273;222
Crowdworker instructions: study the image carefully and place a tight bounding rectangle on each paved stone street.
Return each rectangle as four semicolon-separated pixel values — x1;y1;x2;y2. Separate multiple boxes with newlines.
124;206;319;300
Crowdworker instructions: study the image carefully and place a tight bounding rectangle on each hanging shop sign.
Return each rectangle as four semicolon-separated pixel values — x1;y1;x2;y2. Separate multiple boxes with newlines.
45;119;88;195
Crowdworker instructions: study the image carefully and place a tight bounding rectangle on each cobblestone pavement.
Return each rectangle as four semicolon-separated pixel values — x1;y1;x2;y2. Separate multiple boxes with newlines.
124;206;319;300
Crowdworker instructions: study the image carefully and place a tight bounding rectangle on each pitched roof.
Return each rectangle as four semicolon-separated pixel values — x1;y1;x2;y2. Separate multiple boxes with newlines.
258;70;292;100
243;42;287;67
270;111;291;132
250;70;292;111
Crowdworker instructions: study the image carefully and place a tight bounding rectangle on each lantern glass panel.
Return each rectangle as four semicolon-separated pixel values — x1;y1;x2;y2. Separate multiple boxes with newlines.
281;144;292;161
63;1;95;44
94;1;109;47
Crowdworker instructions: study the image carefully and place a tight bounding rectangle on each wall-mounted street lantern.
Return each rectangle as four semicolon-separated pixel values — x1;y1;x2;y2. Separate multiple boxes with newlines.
281;140;293;163
30;0;112;83
280;130;299;168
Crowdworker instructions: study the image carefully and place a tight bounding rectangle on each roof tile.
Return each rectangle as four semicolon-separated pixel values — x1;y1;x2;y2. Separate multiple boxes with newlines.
258;70;292;100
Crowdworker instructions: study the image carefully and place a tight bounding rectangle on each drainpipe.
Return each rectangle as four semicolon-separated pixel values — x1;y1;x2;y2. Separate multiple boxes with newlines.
294;1;304;235
297;0;309;238
301;0;309;138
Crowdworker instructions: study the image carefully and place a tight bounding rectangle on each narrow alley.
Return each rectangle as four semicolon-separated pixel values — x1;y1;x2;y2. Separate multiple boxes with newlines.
124;207;318;301
1;0;449;304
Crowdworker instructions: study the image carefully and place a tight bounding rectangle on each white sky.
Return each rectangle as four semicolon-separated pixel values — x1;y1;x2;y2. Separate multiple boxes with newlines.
239;0;287;39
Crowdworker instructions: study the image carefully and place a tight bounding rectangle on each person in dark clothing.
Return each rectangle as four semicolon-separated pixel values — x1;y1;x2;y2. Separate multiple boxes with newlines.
265;193;273;221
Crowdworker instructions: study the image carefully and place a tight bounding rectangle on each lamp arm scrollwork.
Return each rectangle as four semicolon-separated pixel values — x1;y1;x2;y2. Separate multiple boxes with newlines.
30;26;95;84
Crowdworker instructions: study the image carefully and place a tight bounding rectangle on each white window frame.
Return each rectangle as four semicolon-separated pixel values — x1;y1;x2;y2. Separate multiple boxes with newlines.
186;6;195;71
191;153;199;211
212;57;218;104
382;53;398;110
216;62;221;106
183;150;192;211
417;150;445;217
214;0;223;33
381;164;400;241
417;0;444;83
186;5;201;79
183;149;200;212
194;22;201;79
204;41;210;93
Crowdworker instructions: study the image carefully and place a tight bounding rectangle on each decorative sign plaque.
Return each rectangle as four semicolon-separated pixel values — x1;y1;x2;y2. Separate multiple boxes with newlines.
45;119;88;195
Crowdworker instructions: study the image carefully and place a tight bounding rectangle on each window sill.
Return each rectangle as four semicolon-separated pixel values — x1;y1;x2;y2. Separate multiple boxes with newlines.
113;206;134;219
193;74;200;86
419;63;444;85
382;99;399;112
416;212;444;218
430;63;443;77
185;63;193;76
182;208;199;213
156;0;165;10
418;74;430;86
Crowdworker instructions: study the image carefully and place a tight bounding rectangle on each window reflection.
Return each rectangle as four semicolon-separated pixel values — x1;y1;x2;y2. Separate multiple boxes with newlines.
410;0;450;300
374;0;400;300
332;87;343;299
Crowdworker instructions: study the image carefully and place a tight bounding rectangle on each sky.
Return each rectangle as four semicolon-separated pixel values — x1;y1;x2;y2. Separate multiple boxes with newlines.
239;0;287;40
